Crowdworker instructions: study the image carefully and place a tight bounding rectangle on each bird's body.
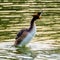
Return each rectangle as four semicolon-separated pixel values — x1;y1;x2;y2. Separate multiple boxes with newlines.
14;12;42;46
14;24;36;46
18;24;36;46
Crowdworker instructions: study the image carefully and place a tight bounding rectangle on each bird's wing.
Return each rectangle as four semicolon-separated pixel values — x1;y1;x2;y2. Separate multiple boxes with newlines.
15;28;28;39
14;29;28;46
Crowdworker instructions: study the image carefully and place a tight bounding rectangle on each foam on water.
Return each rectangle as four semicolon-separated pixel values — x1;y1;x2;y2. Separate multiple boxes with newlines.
0;39;60;60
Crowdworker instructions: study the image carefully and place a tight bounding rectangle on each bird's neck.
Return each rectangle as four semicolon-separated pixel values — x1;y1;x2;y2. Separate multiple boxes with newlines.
28;18;36;32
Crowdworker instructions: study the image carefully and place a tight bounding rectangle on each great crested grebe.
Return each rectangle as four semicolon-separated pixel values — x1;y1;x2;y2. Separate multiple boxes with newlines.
14;12;42;46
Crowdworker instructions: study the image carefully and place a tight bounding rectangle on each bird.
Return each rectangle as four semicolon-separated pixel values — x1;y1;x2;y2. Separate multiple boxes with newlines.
14;12;42;47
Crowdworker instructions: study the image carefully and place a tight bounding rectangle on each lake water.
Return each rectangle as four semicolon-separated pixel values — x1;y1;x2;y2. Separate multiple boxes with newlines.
0;0;60;60
0;39;60;60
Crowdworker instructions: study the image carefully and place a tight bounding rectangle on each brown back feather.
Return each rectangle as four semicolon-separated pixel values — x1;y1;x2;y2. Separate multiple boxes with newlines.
14;31;28;46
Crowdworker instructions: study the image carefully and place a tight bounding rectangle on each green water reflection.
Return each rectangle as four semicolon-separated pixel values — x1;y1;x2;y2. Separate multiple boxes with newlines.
0;41;60;60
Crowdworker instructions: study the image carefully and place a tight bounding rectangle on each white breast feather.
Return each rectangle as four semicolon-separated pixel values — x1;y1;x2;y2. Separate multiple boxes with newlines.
19;24;36;46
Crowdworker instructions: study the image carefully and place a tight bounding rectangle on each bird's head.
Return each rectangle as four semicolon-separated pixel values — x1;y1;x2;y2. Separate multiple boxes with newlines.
32;12;42;21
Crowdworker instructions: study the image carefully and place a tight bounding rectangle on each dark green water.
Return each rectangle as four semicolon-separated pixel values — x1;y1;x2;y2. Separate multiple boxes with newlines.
0;0;60;60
